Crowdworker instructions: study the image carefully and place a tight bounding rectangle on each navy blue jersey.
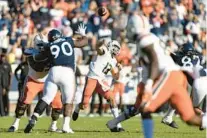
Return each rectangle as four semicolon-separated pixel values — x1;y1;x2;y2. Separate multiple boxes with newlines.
171;51;203;86
171;51;202;68
49;37;75;70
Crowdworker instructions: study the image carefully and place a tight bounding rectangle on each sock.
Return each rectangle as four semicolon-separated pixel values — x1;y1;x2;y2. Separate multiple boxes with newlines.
75;105;80;113
111;109;134;125
111;107;122;128
142;119;154;138
202;114;207;128
52;120;57;126
30;112;40;123
63;116;71;129
116;112;127;123
13;118;20;127
33;112;40;118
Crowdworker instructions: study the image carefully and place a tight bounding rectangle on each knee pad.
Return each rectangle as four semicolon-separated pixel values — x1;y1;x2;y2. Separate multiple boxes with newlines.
34;99;48;115
141;112;152;119
15;102;29;118
51;108;62;121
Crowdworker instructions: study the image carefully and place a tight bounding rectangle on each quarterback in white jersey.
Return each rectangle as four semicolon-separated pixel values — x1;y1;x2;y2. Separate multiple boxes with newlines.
107;14;207;137
72;40;125;132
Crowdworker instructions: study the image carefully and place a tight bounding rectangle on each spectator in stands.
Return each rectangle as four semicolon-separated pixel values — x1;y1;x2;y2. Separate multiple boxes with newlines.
175;0;187;24
0;23;9;54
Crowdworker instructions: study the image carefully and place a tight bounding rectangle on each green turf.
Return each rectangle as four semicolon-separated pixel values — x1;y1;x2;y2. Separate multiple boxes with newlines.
0;116;206;138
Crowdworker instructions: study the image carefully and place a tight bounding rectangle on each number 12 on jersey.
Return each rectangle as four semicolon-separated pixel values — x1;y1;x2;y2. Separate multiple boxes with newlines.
50;42;73;58
102;63;112;74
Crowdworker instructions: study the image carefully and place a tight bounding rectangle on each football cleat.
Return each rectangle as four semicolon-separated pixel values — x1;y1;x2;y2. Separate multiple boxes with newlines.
8;126;18;132
106;120;125;132
118;127;125;132
107;127;125;132
72;111;79;121
199;126;204;131
161;120;178;129
62;127;74;134
24;119;36;133
48;123;58;132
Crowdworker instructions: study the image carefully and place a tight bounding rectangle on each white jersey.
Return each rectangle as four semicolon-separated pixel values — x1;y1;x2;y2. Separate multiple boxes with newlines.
28;66;48;83
137;33;180;73
88;46;117;80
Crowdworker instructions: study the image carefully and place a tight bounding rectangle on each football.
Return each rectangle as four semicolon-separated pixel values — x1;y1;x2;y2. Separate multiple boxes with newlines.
97;7;107;16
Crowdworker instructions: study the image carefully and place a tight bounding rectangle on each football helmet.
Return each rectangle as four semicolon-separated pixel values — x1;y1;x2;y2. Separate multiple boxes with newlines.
48;29;62;42
181;43;195;56
107;40;121;56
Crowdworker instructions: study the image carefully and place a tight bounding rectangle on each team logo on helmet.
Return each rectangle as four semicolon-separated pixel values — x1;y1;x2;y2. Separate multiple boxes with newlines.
48;29;62;42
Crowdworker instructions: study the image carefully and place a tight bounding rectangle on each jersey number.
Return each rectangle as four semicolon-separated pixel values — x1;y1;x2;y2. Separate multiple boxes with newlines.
102;63;112;74
181;55;200;67
50;42;73;58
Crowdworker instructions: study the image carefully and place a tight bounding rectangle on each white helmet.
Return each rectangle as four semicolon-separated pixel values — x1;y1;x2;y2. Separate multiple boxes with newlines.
107;40;121;56
131;14;151;35
33;33;48;49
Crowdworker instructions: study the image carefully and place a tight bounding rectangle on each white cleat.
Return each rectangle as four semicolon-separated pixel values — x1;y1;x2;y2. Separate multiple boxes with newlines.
62;128;74;134
48;124;58;132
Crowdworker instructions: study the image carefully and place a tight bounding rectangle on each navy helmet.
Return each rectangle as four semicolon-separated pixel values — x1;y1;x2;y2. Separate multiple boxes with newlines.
48;29;62;42
181;43;195;55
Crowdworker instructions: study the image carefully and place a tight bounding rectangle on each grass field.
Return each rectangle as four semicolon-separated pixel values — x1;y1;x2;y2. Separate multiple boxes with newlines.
0;116;206;138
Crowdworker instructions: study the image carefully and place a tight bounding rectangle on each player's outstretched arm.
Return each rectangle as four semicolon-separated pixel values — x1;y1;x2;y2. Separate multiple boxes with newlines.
73;23;88;48
111;63;122;80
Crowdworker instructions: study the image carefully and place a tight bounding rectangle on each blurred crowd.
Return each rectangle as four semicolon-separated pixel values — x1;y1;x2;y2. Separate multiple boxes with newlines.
0;0;206;116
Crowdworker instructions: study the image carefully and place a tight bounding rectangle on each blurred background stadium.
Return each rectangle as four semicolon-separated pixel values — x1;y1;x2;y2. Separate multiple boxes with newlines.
0;0;206;117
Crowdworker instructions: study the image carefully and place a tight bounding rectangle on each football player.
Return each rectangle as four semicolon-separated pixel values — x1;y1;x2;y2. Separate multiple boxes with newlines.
162;42;206;129
8;34;62;132
106;14;207;138
72;40;124;132
24;24;88;133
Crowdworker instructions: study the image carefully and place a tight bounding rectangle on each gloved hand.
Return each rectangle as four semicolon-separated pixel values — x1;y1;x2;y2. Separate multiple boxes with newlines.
75;23;87;36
